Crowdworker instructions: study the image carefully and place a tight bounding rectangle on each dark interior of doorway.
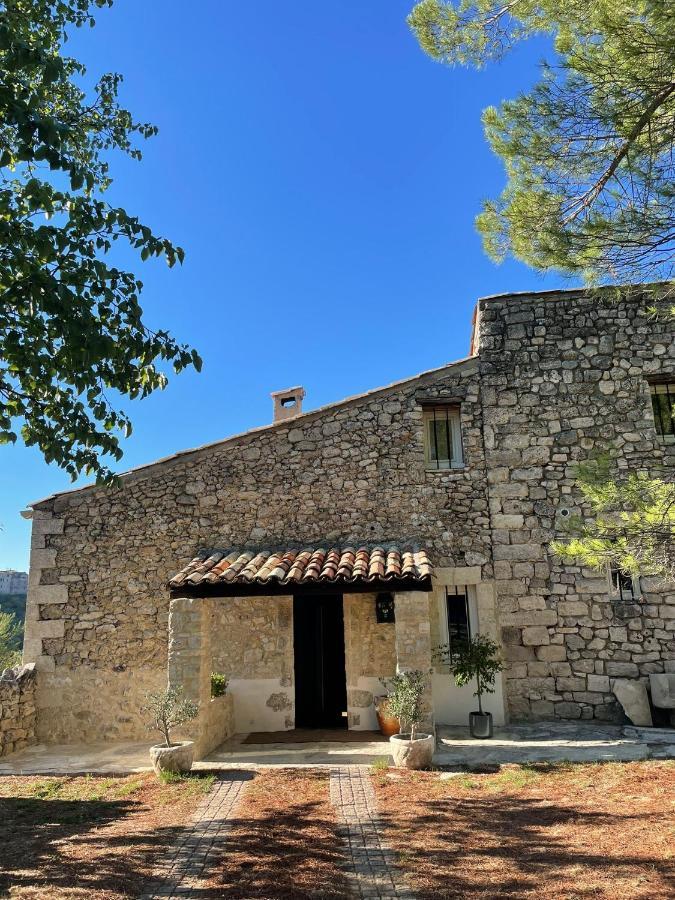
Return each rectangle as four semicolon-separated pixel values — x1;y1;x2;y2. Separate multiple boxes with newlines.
293;593;348;729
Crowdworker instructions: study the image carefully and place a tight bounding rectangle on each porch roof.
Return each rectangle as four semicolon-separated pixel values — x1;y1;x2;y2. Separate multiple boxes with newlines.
168;545;433;596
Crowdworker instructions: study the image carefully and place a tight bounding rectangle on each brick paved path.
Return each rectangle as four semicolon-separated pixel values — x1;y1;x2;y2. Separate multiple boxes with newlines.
330;767;415;899
141;771;251;899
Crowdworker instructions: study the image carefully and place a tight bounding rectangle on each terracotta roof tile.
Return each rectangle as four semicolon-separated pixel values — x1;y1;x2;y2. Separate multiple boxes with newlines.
169;545;432;592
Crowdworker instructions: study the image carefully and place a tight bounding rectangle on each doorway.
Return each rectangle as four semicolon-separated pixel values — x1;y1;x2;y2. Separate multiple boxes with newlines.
293;593;347;729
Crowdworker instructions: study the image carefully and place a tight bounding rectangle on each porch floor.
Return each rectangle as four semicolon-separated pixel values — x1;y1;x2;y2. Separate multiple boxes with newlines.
0;722;672;775
201;731;390;767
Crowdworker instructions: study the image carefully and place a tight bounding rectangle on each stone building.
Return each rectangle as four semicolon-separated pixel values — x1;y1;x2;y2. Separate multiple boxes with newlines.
20;285;675;753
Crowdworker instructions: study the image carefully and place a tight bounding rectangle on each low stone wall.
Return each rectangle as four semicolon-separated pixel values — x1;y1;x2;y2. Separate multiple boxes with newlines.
195;692;234;758
0;663;37;757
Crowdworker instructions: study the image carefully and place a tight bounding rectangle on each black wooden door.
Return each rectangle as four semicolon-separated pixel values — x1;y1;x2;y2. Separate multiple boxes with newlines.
293;594;347;728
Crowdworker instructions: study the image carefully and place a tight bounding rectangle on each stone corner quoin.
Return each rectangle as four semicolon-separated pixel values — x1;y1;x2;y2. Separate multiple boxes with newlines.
17;285;675;743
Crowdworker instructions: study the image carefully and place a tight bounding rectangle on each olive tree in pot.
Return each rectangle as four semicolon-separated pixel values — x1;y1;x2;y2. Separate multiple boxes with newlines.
438;635;504;738
385;670;435;769
144;686;198;775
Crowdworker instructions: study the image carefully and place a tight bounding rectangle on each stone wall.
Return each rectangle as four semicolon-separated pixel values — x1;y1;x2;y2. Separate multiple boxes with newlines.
23;284;675;738
211;596;293;681
343;593;396;729
167;597;234;756
211;595;294;732
477;287;675;721
0;664;37;757
25;357;491;740
394;591;434;731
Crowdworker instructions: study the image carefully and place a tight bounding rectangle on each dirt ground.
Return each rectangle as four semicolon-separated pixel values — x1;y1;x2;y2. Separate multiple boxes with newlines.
372;759;675;899
207;769;349;898
1;761;673;899
0;772;213;899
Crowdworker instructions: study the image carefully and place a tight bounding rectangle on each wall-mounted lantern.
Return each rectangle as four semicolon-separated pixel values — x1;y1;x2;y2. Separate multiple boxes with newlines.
375;592;395;624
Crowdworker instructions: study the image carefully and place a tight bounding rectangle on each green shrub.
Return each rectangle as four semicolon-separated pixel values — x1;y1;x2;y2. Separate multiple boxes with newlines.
210;672;228;698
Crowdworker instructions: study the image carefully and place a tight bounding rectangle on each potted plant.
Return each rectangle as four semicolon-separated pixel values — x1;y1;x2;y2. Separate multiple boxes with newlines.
438;634;504;738
385;669;435;769
144;686;199;775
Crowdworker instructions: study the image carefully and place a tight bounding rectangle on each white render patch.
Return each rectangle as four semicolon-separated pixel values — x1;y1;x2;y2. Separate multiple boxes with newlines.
230;678;295;733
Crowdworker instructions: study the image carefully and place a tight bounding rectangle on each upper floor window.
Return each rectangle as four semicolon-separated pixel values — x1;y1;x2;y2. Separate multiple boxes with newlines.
423;405;463;470
650;382;675;442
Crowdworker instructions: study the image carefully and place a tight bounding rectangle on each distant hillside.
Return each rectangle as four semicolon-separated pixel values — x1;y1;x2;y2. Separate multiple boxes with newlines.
0;593;26;654
0;593;26;623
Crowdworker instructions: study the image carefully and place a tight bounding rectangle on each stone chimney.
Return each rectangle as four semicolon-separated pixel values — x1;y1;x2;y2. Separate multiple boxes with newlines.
271;386;305;423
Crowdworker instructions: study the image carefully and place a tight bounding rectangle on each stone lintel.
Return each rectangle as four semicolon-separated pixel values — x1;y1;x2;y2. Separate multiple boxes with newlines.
434;566;482;586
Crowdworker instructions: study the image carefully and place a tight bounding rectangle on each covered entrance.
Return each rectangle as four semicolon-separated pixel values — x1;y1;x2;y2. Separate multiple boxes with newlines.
293;593;347;729
166;544;435;759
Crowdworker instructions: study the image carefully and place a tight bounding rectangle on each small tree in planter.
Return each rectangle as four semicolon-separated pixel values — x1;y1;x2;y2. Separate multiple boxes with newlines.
143;686;198;775
437;634;504;738
385;670;435;769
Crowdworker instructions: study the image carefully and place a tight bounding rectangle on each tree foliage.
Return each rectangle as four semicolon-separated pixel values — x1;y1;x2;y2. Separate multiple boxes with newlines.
0;609;22;672
408;1;675;284
437;634;503;715
0;0;201;481
384;670;428;739
143;686;198;748
552;454;675;582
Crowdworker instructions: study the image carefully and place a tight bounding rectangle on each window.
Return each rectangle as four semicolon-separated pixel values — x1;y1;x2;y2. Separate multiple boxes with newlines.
608;564;640;602
423;405;463;469
441;586;471;663
650;382;675;442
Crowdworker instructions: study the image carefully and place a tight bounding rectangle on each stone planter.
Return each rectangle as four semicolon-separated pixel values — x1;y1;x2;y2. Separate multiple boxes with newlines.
149;740;194;775
469;711;493;739
389;733;435;769
375;696;400;738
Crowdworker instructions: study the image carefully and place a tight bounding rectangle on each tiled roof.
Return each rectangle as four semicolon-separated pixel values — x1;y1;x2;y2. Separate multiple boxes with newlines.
169;545;432;592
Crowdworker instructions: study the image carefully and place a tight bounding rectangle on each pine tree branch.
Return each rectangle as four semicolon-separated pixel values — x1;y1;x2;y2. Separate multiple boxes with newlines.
563;81;675;224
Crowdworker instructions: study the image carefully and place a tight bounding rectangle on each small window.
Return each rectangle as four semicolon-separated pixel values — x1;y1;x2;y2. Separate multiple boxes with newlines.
423;405;463;470
608;564;640;602
650;382;675;442
443;586;471;663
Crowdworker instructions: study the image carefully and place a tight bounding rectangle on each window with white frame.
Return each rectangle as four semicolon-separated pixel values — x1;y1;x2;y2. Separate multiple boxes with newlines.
607;563;640;602
423;405;463;470
650;381;675;442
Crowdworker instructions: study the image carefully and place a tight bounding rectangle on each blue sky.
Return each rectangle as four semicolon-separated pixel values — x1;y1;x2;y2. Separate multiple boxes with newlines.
0;0;570;570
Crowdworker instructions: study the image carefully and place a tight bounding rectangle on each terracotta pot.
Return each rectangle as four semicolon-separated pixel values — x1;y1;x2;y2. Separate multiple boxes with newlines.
374;697;400;737
149;740;194;775
389;733;435;770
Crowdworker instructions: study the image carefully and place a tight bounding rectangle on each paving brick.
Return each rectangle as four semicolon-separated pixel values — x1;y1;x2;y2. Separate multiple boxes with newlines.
141;771;250;899
329;766;415;899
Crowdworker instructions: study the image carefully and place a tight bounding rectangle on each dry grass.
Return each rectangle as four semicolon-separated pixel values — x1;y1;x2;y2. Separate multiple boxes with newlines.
0;772;213;898
372;759;675;899
207;769;349;898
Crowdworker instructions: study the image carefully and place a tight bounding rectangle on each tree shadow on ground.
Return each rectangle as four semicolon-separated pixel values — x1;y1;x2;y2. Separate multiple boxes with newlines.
376;786;674;899
0;774;215;898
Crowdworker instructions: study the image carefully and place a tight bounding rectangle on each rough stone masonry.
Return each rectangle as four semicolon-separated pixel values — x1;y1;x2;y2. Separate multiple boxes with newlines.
19;284;675;742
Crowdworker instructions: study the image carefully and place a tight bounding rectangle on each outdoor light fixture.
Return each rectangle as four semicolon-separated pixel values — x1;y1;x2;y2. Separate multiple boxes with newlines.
375;592;395;624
